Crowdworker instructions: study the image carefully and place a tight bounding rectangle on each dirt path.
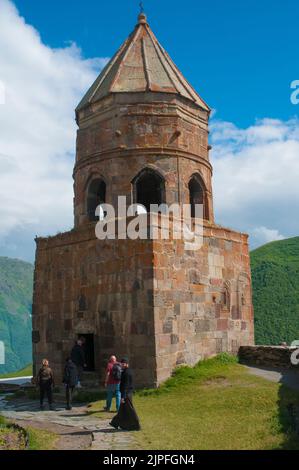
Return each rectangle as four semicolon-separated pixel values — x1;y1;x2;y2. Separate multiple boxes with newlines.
244;365;299;391
0;397;136;450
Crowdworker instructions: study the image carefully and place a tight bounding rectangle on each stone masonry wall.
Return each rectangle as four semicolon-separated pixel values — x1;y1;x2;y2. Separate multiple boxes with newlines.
33;226;157;387
239;345;299;369
152;222;254;385
74;92;214;227
33;220;254;388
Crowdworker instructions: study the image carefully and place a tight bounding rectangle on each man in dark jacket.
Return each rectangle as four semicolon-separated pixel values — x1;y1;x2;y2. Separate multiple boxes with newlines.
70;338;86;388
119;357;134;402
63;357;78;410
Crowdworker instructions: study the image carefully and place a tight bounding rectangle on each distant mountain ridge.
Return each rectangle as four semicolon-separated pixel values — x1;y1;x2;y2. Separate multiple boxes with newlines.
0;256;33;374
251;236;299;345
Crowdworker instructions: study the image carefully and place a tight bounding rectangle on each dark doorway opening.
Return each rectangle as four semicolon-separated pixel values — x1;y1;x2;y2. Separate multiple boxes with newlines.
78;333;95;371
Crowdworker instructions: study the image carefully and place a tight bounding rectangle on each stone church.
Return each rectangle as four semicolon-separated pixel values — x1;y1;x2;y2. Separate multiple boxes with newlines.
32;13;254;387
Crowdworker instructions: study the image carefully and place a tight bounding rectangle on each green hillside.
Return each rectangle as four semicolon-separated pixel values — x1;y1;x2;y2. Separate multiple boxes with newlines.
0;257;33;374
251;236;299;345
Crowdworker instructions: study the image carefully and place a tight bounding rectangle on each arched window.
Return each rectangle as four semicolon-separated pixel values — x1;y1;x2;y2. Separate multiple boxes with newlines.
78;294;87;311
87;178;106;221
133;169;165;212
188;174;208;219
222;283;231;311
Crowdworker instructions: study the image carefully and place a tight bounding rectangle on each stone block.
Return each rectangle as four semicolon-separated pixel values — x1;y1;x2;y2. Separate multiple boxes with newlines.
163;319;173;334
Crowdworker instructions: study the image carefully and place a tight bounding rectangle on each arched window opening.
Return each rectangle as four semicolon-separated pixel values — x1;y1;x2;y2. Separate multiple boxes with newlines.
237;273;250;319
222;283;231;310
134;169;165;213
78;294;87;311
188;175;208;220
87;179;106;221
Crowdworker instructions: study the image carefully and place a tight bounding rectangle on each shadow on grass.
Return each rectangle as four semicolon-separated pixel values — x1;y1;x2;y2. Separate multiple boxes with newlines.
244;364;299;449
277;371;299;449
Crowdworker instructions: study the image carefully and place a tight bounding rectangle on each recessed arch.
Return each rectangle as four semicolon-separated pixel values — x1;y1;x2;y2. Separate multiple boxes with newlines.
188;173;209;220
86;177;106;221
222;281;231;310
132;167;166;212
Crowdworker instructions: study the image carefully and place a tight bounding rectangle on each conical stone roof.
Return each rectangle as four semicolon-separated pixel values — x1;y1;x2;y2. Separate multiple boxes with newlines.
76;13;209;112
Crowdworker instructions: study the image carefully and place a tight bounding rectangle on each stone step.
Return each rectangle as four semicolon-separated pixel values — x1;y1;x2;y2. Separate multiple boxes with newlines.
81;372;101;388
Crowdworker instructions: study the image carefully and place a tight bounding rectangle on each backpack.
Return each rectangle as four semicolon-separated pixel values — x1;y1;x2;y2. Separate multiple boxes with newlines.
111;363;122;381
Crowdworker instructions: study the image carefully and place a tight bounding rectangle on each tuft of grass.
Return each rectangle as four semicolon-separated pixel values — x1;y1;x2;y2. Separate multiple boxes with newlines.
0;415;6;426
88;354;299;450
138;353;238;397
0;416;27;450
27;427;57;450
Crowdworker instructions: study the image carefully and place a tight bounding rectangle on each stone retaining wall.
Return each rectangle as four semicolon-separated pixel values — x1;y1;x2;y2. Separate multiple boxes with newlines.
239;345;299;369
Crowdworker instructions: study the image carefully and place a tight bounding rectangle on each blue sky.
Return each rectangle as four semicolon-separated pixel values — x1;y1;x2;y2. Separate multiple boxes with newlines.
0;0;299;262
14;0;299;126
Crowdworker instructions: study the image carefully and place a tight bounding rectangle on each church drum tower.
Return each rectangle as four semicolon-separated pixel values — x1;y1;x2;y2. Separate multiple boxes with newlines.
32;13;254;387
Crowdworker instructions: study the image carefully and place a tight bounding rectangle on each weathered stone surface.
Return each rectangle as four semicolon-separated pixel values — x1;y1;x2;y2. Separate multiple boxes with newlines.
32;15;254;388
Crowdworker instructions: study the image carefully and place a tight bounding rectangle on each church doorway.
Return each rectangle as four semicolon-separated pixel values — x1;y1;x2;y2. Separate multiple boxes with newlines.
78;333;95;371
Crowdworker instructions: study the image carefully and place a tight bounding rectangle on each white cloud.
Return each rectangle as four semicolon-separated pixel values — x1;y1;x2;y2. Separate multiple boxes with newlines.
0;0;298;261
210;117;299;248
0;0;108;260
252;227;285;246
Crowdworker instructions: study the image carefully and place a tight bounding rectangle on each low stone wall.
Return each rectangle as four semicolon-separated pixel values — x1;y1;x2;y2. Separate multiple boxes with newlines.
239;345;299;369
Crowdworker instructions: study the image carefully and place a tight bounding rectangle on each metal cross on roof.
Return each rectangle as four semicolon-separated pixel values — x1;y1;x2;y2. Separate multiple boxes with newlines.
139;1;145;14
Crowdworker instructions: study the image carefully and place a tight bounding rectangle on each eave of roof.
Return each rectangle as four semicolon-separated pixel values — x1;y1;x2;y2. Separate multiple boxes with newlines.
76;13;210;113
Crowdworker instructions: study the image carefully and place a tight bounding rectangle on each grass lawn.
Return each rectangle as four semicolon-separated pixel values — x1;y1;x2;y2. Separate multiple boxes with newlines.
88;354;299;450
0;364;33;379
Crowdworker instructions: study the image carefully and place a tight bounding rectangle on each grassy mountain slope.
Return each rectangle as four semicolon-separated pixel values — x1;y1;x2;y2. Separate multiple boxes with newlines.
0;363;32;379
251;236;299;345
0;257;33;374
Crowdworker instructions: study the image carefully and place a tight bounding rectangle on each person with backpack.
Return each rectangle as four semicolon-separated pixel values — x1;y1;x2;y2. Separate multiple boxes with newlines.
63;357;78;410
104;355;122;412
36;358;55;411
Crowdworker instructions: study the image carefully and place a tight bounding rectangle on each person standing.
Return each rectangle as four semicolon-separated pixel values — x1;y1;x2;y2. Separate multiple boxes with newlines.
63;357;78;410
104;355;122;412
36;359;55;411
110;357;140;431
119;357;134;403
70;338;86;388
